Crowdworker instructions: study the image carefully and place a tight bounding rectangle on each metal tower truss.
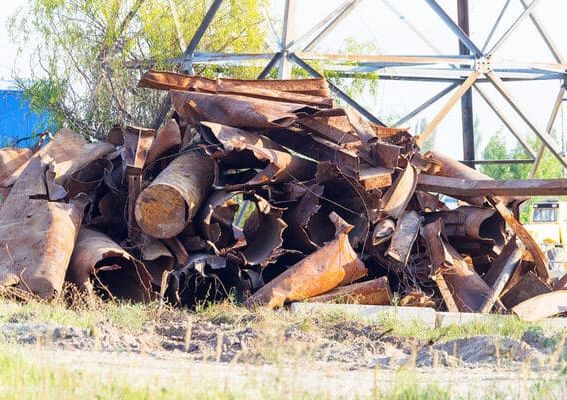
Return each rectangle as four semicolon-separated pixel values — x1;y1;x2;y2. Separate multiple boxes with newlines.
166;0;567;174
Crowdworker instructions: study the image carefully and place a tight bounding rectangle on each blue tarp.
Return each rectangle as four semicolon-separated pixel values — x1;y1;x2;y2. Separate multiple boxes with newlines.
0;88;52;148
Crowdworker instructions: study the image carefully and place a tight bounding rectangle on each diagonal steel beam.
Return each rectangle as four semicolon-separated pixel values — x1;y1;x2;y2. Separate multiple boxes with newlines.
394;82;460;126
529;85;566;177
302;0;361;52
152;0;224;128
487;0;540;56
182;0;224;73
259;0;359;79
286;0;359;52
289;53;385;126
417;72;480;145
257;52;283;79
520;0;565;64
486;72;567;169
424;0;482;56
482;0;512;53
474;83;537;158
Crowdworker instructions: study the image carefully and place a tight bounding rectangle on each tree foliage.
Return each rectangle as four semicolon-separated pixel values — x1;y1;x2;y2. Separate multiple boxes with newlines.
480;130;564;180
481;130;565;223
9;0;268;138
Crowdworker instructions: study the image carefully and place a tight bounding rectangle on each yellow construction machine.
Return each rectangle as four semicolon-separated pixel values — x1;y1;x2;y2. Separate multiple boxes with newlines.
524;200;567;277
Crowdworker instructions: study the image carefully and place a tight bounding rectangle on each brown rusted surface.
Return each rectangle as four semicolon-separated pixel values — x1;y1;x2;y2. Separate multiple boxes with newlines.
418;174;567;197
370;142;402;169
500;271;552;309
512;290;567;322
135;152;214;238
145;119;182;168
386;211;423;266
483;237;520;287
67;228;153;302
170;90;317;128
423;151;510;206
139;70;331;97
2;72;564;314
65;158;113;198
306;277;391;305
0;158;87;297
203;122;317;187
433;273;459;312
0;147;32;184
381;164;418;219
490;199;550;283
139;238;175;286
438;244;493;313
421;219;453;275
121;126;155;174
200;191;287;266
2;129;87;187
246;213;367;309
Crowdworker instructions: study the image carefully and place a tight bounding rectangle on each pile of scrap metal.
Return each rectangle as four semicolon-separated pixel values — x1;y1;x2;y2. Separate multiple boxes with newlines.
0;71;565;322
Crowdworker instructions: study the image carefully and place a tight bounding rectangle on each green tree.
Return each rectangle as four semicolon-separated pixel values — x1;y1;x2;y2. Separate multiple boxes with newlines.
481;130;565;223
9;0;268;138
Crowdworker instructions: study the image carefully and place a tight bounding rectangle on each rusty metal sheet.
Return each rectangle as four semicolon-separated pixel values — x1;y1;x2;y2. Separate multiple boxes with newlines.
135;151;214;239
490;198;550;283
372;218;396;246
438;244;494;313
165;253;244;306
297;111;360;145
306;277;391;305
199;191;287;266
138;71;331;97
246;212;367;309
422;151;524;206
0;198;86;298
170;90;317;128
0;159;87;297
0;147;32;184
500;271;552;309
265;128;361;179
139;70;331;97
370;142;402;169
386;211;423;266
139;238;175;287
414;191;446;212
359;167;393;190
381;164;418;219
512;290;567;322
202;122;317;187
67;228;153;301
121;126;155;174
145;119;182;168
282;184;324;253
65;158;113;198
421;219;454;275
483;237;520;287
2;129;88;187
479;245;523;313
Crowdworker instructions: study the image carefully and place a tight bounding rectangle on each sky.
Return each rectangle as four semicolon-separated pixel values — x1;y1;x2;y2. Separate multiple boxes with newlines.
1;0;567;160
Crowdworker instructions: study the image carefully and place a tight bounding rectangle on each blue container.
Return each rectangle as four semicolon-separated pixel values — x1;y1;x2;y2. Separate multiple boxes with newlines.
0;81;52;148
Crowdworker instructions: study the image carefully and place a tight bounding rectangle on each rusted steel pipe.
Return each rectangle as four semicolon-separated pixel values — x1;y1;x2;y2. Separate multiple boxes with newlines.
135;152;215;238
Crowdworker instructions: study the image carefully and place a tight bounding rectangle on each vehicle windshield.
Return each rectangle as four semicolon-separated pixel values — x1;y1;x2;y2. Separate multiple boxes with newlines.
532;207;558;223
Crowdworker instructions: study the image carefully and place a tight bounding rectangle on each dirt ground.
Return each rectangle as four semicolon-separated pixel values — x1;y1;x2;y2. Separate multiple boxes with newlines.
2;307;566;398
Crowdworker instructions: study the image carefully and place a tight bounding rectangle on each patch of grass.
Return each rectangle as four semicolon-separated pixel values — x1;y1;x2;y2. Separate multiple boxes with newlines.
0;297;162;333
0;343;564;400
